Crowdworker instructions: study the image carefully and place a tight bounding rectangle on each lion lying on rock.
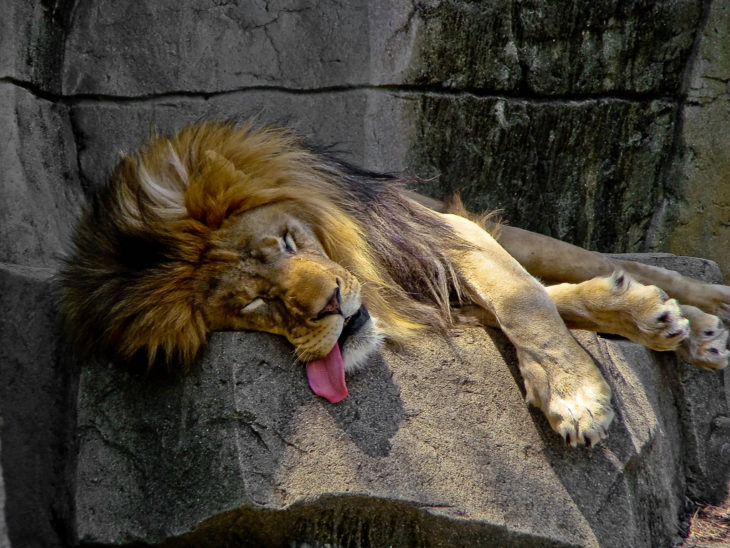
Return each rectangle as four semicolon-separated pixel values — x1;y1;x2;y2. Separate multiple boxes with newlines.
60;121;730;447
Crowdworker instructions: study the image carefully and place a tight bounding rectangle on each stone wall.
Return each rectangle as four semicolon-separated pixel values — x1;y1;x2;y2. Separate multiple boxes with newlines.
664;1;730;280
1;1;729;546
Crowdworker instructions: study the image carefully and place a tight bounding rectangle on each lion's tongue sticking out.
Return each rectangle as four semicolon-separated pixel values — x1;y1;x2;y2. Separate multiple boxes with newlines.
306;343;348;403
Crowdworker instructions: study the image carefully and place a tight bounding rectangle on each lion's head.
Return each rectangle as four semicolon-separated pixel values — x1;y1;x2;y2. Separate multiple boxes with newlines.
199;199;381;401
60;121;462;402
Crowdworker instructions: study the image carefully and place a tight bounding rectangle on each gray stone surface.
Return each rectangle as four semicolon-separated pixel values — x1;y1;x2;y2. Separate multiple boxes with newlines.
663;0;730;279
408;96;678;251
0;264;78;548
0;1;69;93
62;0;371;96
74;256;730;547
0;82;83;268
405;0;701;94
0;431;9;548
611;254;730;503
49;1;702;97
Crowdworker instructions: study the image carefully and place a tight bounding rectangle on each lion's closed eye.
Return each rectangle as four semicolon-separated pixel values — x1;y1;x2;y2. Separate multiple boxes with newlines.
283;232;297;254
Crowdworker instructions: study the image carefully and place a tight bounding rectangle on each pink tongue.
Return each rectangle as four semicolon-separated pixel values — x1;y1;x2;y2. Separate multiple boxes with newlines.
306;343;348;403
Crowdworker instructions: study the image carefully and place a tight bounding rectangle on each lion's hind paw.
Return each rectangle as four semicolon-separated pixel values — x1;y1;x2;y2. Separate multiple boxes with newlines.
679;305;730;370
624;282;690;352
576;274;690;351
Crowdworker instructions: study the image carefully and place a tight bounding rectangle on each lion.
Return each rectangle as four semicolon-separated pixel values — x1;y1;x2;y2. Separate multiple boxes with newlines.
59;121;730;447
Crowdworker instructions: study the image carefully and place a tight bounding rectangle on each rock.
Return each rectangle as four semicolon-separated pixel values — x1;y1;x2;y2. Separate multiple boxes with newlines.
0;1;70;93
0;83;83;268
69;91;385;196
663;1;730;280
74;257;730;547
55;1;702;97
405;0;701;94
61;1;371;96
609;254;730;502
407;96;677;252
0;430;10;548
0;264;78;547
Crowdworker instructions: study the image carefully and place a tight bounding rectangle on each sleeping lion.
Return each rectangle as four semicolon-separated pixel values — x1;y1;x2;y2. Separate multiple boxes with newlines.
59;121;730;447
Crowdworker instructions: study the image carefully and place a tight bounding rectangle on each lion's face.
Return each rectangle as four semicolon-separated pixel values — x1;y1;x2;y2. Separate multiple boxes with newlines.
199;202;381;400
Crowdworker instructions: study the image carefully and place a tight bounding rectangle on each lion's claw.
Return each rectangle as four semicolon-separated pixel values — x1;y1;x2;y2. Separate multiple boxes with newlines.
634;292;689;351
541;377;614;448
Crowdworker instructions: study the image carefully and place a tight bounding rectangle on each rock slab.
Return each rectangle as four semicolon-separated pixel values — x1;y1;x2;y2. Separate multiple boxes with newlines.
0;264;77;548
74;257;730;547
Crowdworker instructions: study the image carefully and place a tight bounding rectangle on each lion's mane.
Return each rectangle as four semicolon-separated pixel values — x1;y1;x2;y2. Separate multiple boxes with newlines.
60;122;466;366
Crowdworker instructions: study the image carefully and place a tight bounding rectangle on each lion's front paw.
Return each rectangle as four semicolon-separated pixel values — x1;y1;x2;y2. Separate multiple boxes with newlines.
679;305;730;370
520;353;614;448
544;379;614;448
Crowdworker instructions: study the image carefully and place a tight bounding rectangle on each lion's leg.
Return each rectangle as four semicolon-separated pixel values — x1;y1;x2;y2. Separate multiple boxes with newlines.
419;194;730;320
615;260;730;323
547;276;729;369
494;224;614;284
495;224;730;365
442;213;613;447
457;273;729;371
545;273;689;350
496;224;730;317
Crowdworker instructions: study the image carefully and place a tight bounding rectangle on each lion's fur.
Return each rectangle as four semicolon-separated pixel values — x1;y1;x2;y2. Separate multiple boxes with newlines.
60;121;469;366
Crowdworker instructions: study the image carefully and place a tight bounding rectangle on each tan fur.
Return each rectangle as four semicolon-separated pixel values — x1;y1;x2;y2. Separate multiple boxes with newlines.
60;122;461;366
60;121;730;447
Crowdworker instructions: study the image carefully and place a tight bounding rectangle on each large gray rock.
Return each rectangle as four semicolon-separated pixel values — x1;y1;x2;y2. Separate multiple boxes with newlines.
74;256;730;547
0;264;77;548
55;1;702;96
61;0;371;95
0;431;10;548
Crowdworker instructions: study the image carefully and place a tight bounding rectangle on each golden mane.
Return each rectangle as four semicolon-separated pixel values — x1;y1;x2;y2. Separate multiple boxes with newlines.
60;121;464;366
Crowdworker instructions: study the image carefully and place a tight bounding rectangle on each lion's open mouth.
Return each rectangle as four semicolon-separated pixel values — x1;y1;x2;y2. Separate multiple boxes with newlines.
305;305;370;404
338;305;370;345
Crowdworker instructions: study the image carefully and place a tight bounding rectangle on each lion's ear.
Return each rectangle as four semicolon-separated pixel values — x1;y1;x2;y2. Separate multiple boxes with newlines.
185;149;249;227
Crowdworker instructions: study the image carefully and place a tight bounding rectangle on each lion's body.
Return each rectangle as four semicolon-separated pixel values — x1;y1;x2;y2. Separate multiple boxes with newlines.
60;121;730;445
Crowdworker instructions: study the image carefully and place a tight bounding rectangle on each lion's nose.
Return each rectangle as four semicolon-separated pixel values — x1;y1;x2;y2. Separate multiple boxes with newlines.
317;286;341;318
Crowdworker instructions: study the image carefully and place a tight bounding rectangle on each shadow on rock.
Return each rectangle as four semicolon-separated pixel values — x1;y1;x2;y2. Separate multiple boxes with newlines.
324;353;405;457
